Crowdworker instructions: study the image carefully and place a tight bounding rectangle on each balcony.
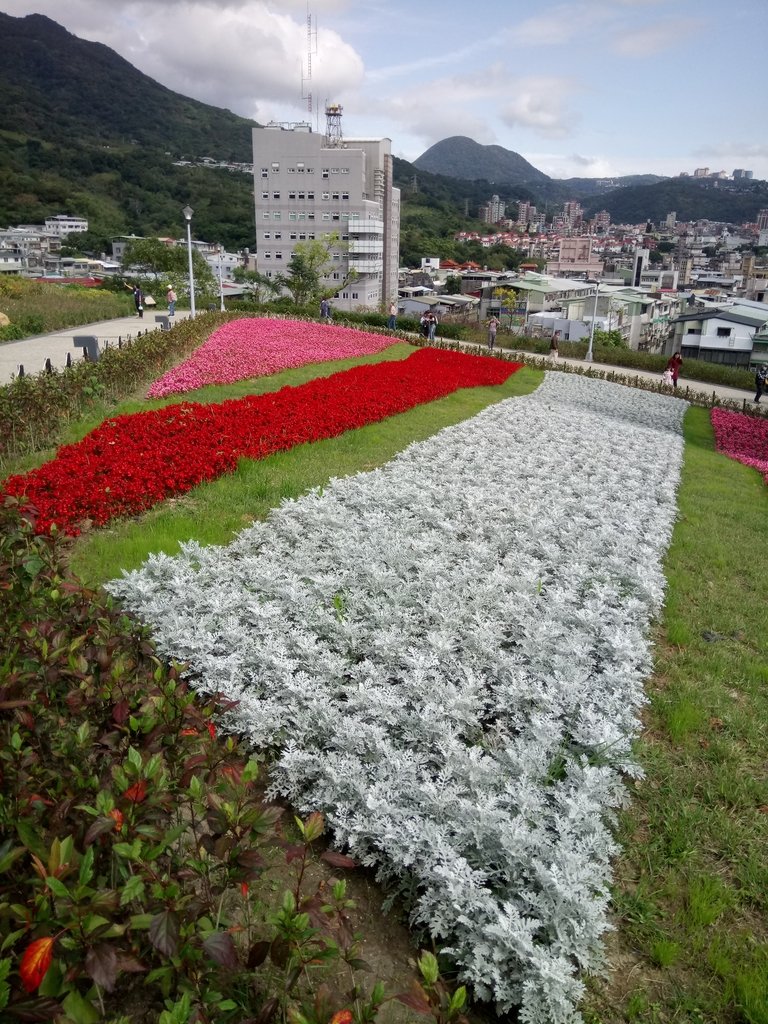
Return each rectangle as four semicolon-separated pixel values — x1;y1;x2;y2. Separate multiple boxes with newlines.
348;240;383;255
348;220;384;235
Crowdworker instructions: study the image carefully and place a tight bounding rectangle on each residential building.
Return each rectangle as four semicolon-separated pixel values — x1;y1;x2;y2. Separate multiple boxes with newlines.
693;168;710;178
732;169;753;179
756;209;768;231
516;201;537;227
480;195;505;224
251;117;400;310
44;215;88;236
545;237;603;277
669;301;768;368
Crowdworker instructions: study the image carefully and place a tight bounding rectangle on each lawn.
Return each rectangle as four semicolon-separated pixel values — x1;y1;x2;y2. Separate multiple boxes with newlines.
2;330;766;1023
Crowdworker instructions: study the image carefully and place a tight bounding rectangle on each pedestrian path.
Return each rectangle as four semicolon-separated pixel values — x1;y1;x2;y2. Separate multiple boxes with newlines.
0;314;758;409
0;312;191;382
452;337;758;408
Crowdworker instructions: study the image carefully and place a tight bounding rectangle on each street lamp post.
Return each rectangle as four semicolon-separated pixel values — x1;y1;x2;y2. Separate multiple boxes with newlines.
585;279;600;362
217;246;225;312
182;206;196;317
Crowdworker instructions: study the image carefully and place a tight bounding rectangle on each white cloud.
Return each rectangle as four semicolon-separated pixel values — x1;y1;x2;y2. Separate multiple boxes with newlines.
611;17;702;56
499;76;578;138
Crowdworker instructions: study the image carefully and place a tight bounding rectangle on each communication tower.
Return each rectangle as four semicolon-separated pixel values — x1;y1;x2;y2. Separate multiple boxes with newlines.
300;4;318;121
325;103;344;147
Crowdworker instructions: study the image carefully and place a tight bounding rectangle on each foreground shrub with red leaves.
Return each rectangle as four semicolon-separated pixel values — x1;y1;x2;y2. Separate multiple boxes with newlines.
0;500;470;1024
3;347;521;535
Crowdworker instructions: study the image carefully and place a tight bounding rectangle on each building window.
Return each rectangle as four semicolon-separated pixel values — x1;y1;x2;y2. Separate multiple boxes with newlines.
331;168;340;174
322;212;330;220
340;167;349;174
716;327;731;337
289;212;297;221
332;213;340;221
261;168;269;177
307;212;315;220
275;251;283;260
322;168;329;178
288;191;297;200
332;272;340;280
262;212;270;219
307;167;315;174
332;252;341;260
298;233;306;240
332;192;340;200
274;231;282;240
322;191;330;200
273;212;281;220
352;292;358;299
288;167;296;173
297;192;305;200
263;251;271;259
296;162;305;170
308;233;315;240
341;192;349;200
307;192;314;200
273;191;281;200
263;232;271;239
261;191;269;199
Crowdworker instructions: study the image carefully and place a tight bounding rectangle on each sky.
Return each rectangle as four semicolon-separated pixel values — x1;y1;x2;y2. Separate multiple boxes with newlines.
3;0;768;181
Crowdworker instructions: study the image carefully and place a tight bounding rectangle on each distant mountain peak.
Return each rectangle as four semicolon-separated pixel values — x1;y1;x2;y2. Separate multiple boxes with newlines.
413;136;549;185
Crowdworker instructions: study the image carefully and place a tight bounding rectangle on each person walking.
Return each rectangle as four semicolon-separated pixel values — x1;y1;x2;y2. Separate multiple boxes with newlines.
124;282;144;318
666;352;683;389
754;364;768;403
549;330;560;360
387;301;397;330
487;315;500;351
166;285;177;317
427;311;438;342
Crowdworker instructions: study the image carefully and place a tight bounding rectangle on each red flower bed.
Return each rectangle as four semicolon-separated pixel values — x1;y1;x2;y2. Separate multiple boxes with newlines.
4;348;521;535
711;407;768;484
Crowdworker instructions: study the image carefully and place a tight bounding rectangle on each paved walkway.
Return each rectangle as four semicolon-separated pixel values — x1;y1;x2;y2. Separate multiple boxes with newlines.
455;338;759;408
0;312;191;382
0;314;759;409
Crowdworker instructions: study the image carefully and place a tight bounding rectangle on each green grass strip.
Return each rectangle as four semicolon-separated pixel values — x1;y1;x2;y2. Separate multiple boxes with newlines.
586;406;768;1024
70;358;541;585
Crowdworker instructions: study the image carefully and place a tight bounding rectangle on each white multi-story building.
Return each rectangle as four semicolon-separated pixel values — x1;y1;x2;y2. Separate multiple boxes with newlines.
44;215;88;236
251;119;400;310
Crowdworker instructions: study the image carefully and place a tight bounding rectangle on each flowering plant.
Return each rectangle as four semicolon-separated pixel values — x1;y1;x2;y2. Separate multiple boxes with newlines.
148;317;398;397
3;348;520;534
711;406;768;483
109;374;687;1023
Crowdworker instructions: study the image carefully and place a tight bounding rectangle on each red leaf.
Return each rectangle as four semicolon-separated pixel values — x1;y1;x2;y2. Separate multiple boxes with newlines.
247;940;270;969
330;1012;354;1024
202;930;238;969
149;910;180;957
108;808;125;830
123;779;148;803
85;943;118;992
19;936;54;993
320;850;357;870
395;982;433;1016
112;700;130;725
84;815;120;846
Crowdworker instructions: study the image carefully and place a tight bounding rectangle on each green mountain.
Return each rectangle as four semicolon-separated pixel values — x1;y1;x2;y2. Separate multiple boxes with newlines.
413;136;549;186
0;11;258;249
582;176;768;225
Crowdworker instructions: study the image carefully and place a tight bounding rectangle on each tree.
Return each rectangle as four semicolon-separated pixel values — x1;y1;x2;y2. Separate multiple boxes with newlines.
121;237;215;293
232;267;281;304
277;233;354;308
444;275;462;294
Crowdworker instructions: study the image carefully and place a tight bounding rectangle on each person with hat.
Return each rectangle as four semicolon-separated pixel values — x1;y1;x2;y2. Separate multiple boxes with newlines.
166;285;177;317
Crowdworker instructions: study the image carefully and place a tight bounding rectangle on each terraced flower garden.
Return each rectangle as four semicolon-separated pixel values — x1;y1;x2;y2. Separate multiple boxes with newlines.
1;318;766;1024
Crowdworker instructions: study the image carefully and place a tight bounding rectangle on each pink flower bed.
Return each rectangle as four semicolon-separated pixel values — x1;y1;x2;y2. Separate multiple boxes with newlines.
148;317;397;397
711;407;768;483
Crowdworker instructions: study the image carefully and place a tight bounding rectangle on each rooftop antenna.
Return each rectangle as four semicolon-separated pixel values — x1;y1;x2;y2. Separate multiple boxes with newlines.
301;3;318;124
325;102;343;147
